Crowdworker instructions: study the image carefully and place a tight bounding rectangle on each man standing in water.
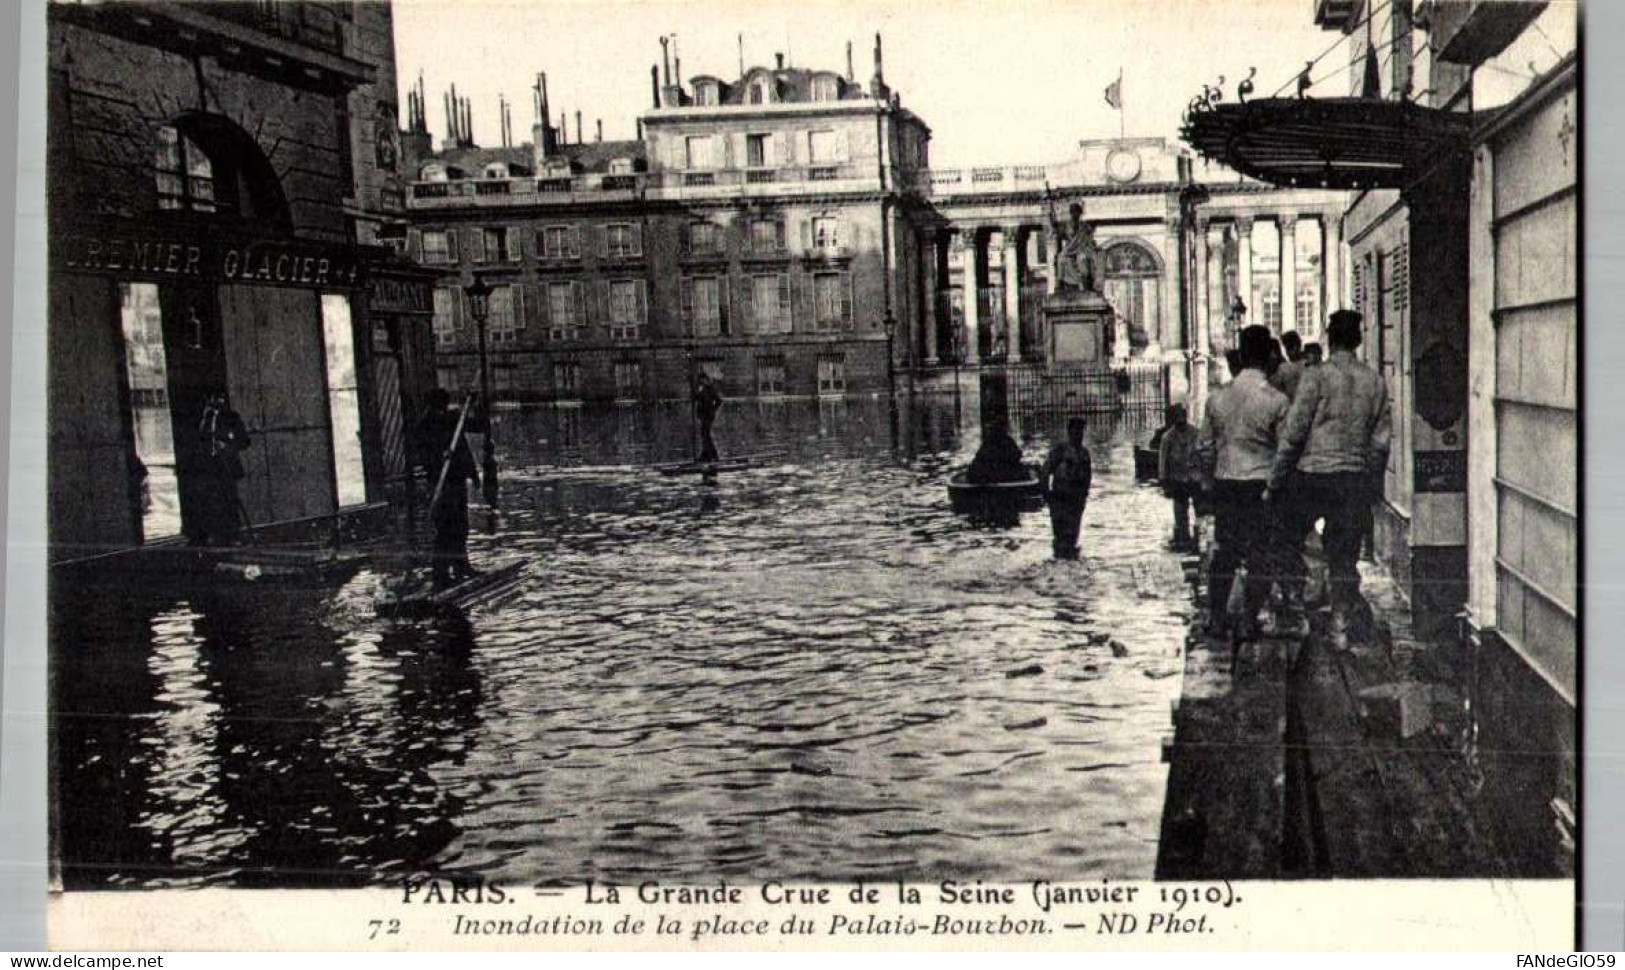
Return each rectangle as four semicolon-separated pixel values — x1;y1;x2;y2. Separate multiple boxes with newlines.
195;391;251;546
416;388;481;590
693;372;723;463
1043;417;1093;560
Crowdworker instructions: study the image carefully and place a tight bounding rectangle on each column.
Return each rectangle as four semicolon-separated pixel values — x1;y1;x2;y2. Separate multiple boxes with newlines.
1163;217;1183;354
1003;226;1022;363
1279;213;1298;336
922;228;940;365
1235;217;1254;327
1193;219;1211;416
1322;208;1343;318
963;229;980;364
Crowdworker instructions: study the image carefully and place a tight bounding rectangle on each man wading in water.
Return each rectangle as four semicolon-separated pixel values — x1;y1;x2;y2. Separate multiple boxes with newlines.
1043;417;1093;560
693;372;723;463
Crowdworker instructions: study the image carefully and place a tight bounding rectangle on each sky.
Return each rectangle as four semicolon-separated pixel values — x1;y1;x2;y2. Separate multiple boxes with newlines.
392;0;1345;167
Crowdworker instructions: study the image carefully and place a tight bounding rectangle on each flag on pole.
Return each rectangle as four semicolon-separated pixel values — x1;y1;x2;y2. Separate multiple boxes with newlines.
1104;71;1122;110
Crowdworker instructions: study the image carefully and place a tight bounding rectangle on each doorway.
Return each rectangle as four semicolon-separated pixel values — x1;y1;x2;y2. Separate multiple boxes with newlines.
118;282;181;541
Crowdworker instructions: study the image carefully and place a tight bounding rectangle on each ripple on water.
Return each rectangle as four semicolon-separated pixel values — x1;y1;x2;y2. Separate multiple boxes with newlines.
52;399;1187;886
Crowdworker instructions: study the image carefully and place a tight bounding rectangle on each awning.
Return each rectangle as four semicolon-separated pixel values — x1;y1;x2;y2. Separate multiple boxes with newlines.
1181;97;1472;190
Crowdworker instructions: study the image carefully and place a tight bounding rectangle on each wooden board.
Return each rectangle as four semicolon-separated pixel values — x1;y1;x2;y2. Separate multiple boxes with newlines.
376;562;526;618
653;451;786;477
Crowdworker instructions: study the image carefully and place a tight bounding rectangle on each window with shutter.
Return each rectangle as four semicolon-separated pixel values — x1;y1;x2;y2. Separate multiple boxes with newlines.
609;279;640;339
751;274;779;332
433;287;458;348
422;230;450;264
777;272;792;332
471;229;488;263
814;272;843;331
547;281;576;340
506;227;521;262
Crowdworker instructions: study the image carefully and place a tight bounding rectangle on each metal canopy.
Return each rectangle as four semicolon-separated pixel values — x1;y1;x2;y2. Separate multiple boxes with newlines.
1180;97;1472;190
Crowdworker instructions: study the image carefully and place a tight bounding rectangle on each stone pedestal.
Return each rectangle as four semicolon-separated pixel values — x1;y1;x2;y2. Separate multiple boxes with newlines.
1044;290;1115;367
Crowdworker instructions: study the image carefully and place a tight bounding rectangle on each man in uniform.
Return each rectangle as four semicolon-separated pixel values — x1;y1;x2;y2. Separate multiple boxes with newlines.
416;388;481;589
1198;326;1290;640
1268;309;1391;633
1271;330;1307;401
1042;417;1093;560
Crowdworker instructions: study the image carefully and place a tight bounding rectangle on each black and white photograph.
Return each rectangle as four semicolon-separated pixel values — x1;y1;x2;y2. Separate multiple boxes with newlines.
39;0;1579;948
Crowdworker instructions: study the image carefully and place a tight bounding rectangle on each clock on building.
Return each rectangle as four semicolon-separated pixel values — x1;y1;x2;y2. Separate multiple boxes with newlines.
1106;148;1141;183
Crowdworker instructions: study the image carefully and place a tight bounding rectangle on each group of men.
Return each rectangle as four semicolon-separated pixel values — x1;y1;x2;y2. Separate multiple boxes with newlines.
1165;309;1391;641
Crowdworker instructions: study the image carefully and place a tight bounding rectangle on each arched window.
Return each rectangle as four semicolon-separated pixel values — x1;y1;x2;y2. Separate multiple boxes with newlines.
483;162;510;179
152;114;291;231
1102;240;1163;357
154;125;216;212
750;79;771;104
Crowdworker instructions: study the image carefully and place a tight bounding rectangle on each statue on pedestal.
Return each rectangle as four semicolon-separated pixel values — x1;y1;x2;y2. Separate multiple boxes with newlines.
1046;188;1102;298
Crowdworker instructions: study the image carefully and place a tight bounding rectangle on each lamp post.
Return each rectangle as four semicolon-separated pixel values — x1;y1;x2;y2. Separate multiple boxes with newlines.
464;274;500;517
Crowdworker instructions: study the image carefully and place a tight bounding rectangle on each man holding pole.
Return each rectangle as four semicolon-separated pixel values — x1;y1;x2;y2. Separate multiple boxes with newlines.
416;387;481;590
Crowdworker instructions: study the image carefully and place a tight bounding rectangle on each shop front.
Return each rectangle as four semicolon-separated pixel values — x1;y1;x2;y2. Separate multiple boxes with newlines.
49;221;422;563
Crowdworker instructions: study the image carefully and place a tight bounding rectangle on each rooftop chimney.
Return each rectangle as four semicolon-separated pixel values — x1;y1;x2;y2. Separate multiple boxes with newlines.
575;110;582;144
846;41;854;82
596;119;603;142
871;33;889;101
651;64;661;108
775;52;785;70
660;36;671;87
532;72;557;163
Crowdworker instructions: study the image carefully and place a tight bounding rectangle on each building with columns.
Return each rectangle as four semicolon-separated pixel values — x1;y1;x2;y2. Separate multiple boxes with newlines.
400;41;1353;407
908;138;1346;412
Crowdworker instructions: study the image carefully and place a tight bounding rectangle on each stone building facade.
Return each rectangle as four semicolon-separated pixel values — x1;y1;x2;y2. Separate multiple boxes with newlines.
404;41;928;402
47;1;436;561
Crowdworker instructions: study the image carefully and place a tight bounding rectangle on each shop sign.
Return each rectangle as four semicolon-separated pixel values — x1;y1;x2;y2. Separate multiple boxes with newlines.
367;275;433;315
53;232;363;289
1414;450;1467;493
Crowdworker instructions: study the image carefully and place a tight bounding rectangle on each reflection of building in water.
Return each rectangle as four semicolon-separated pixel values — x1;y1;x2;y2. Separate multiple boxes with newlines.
402;43;1343;406
47;2;438;562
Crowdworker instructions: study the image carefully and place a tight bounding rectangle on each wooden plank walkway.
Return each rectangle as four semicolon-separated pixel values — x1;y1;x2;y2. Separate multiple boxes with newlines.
1157;540;1546;878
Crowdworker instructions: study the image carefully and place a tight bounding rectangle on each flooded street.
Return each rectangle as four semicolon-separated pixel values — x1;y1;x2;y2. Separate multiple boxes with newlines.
54;394;1194;888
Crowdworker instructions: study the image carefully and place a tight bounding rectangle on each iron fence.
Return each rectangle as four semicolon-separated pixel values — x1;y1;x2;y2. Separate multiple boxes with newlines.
983;360;1168;416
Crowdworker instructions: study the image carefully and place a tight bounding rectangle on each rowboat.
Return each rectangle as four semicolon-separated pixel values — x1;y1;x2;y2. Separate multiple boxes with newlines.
947;463;1047;516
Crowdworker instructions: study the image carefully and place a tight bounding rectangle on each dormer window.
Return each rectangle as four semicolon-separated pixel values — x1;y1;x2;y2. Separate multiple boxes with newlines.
419;163;448;182
483;162;509;179
695;81;719;106
749;80;771;104
812;76;840;102
608;157;635;175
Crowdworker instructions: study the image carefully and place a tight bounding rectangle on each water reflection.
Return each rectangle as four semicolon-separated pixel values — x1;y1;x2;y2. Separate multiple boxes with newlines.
55;392;1185;886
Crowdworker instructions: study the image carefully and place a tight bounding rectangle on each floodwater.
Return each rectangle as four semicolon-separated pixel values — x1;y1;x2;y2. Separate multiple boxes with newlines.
53;393;1196;888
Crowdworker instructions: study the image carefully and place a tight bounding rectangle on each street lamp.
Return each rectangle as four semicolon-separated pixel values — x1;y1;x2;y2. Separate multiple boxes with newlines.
463;274;500;516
